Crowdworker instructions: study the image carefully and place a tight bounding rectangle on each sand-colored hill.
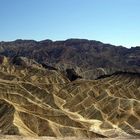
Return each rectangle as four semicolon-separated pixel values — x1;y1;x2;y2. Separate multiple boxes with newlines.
0;57;139;138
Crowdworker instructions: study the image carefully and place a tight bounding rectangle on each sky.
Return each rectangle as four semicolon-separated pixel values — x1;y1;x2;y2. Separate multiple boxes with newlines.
0;0;140;47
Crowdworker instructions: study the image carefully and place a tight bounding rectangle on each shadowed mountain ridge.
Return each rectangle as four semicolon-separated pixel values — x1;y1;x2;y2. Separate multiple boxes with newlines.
0;39;139;79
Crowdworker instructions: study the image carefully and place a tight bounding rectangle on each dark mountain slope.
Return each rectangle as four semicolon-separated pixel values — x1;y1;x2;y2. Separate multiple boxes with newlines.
0;39;139;79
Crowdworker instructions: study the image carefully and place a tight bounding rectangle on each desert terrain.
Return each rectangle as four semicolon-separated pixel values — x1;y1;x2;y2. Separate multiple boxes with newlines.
0;39;139;139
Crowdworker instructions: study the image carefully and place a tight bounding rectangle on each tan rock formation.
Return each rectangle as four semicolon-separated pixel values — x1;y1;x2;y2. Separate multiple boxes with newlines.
0;58;139;138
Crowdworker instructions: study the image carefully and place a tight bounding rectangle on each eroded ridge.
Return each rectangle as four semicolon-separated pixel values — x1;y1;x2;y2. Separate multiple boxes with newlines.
0;58;139;138
55;73;140;137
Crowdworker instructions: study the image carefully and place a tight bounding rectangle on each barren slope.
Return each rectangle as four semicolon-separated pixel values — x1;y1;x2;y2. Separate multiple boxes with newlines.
0;57;139;138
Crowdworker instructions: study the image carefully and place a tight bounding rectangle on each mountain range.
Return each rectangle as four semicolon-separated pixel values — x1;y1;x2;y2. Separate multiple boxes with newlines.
0;39;139;139
0;39;139;79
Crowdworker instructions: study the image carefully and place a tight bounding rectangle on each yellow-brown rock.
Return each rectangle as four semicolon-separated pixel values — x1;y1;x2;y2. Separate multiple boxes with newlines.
0;58;139;138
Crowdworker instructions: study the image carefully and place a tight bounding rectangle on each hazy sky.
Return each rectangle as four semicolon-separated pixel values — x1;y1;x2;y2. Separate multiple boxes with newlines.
0;0;140;47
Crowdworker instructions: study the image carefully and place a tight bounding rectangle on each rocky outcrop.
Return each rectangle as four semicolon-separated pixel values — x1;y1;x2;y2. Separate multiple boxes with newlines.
66;68;82;81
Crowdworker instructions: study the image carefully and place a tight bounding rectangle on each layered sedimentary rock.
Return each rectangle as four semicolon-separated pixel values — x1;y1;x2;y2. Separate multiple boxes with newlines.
0;57;139;138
